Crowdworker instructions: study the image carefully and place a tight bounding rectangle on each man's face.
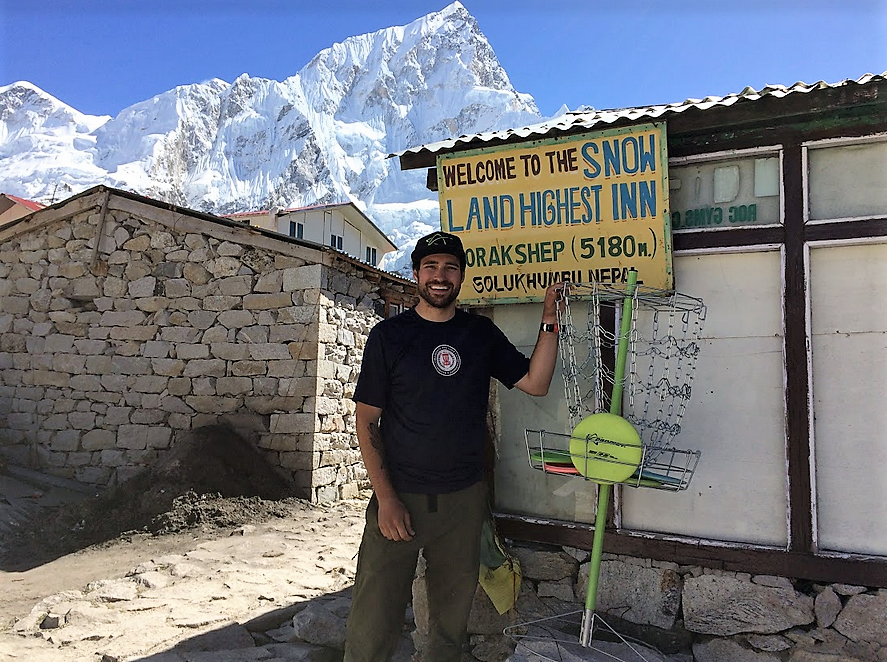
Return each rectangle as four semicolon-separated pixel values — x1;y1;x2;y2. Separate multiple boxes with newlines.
414;253;464;309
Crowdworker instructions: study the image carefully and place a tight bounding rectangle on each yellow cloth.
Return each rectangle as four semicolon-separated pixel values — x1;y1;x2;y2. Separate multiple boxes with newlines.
478;518;522;615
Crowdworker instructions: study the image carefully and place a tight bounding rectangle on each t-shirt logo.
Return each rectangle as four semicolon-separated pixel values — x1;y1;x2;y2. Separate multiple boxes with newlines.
432;344;461;377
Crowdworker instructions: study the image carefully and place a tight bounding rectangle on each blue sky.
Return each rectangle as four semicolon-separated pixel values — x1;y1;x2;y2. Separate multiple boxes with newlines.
1;0;885;119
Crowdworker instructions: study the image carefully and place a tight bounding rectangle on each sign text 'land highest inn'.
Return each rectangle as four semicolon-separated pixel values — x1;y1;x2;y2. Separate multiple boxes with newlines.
436;123;673;303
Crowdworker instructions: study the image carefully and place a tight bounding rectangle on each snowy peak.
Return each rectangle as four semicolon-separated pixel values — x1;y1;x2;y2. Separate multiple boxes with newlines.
0;4;544;266
0;81;110;134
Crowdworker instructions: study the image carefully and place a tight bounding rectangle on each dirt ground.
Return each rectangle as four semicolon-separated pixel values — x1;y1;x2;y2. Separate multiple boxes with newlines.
1;426;336;625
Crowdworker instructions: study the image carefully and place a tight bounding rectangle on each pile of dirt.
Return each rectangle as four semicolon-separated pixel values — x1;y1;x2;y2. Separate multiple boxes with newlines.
2;425;307;569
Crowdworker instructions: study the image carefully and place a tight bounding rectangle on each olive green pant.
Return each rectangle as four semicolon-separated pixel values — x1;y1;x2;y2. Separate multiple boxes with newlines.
344;481;487;662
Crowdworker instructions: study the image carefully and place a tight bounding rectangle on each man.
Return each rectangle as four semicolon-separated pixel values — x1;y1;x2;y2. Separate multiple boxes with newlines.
344;231;563;662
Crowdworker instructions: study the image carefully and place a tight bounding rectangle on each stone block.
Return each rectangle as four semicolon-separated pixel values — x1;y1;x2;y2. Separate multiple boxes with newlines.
160;395;194;414
167;377;192;396
31;370;70;387
202;295;240;311
183;359;226;378
160;326;201;343
815;586;842;629
206;256;241;277
134;296;169;312
270;413;315;434
146;427;173;449
277;377;314;397
122;234;151;251
192;377;217;396
86;356;113;373
82;429;117;451
277;305;316;324
100;374;128;392
249;343;291;360
244;396;303;415
311;466;336;487
110;356;151;375
68;411;97;429
243;292;294;310
100;310;146;327
50;430;81;451
683;574;814;636
254;271;283;293
834;591;887;646
216;377;253;395
236;325;269;344
168;297;200;312
117;425;149;450
268;324;309;343
267;360;306;378
279;450;319;470
230;360;266;376
43;334;76;353
187;310;218;330
69;375;102;391
73;339;108;355
99;449;127;466
132;375;169;393
282;264;322;292
128;275;157;297
210;343;251;361
216;310;255;329
52;354;87;374
175;343;210;360
216;275;253;296
104;407;133;425
314;397;339;415
183;263;211;284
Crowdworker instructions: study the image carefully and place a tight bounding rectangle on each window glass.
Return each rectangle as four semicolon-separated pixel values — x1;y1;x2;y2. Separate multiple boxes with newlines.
807;140;887;221
493;251;788;547
669;155;781;230
810;242;887;555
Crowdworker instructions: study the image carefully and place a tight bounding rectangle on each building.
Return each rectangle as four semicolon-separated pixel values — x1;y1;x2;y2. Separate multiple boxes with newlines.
0;193;45;228
396;72;887;657
227;202;398;268
0;185;414;502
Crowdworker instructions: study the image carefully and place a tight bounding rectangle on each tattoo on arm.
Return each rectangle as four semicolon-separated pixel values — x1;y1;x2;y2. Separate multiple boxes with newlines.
368;421;387;472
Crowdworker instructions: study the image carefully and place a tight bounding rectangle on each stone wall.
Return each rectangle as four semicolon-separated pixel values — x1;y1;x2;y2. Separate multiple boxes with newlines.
0;190;411;502
439;542;887;661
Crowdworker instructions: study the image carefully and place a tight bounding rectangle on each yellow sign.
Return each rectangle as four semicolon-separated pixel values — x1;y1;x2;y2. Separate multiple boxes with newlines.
436;123;672;304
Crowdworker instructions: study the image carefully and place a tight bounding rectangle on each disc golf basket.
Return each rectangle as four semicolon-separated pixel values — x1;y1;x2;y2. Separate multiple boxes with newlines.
511;269;706;660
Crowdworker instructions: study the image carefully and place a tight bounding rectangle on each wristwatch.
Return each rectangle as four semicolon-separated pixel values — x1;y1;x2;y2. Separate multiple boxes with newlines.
540;322;558;333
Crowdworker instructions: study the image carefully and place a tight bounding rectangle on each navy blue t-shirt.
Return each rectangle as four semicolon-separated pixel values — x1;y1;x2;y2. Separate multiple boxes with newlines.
353;308;531;494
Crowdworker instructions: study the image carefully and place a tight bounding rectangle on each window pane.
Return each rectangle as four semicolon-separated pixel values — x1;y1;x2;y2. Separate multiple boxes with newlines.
669;155;780;230
622;251;788;545
492;251;789;547
811;243;887;555
808;140;887;221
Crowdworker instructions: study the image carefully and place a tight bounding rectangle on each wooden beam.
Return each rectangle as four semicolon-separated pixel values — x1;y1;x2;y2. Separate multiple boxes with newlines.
496;515;887;587
782;143;814;553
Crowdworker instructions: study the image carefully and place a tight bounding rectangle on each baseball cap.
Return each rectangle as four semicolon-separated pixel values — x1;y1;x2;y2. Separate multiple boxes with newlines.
410;231;466;271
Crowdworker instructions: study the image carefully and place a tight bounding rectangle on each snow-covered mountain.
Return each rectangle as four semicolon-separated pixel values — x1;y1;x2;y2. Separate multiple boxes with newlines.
0;2;547;273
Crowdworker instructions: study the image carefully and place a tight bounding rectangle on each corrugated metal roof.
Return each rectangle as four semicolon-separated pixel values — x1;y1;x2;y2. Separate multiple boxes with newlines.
393;71;887;168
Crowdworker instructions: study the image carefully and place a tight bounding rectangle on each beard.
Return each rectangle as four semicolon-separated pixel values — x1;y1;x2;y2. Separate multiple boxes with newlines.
417;279;462;309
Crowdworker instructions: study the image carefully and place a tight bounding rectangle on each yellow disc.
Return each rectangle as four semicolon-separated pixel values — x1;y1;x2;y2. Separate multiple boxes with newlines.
569;413;642;483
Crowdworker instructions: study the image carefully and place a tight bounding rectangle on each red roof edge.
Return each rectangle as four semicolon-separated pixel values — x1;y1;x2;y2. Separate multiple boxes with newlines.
3;194;46;211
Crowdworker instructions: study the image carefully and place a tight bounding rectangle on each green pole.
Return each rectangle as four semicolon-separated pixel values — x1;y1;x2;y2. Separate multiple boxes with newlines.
580;269;638;646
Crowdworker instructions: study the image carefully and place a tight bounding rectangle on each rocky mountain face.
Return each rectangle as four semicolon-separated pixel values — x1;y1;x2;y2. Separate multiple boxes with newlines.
0;2;545;269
